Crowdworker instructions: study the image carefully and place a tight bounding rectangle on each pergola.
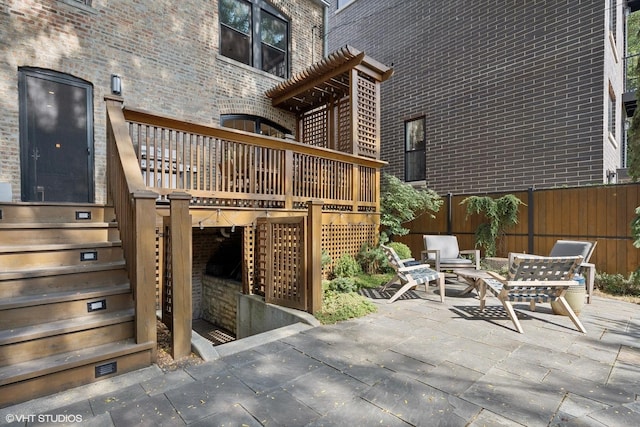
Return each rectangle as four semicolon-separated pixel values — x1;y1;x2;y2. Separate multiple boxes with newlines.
266;45;393;160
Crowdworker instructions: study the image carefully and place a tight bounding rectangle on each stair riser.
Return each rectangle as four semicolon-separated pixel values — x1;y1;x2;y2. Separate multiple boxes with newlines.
0;205;113;224
0;269;129;299
0;228;116;245
1;293;133;329
0;349;152;408
0;247;124;270
0;322;134;367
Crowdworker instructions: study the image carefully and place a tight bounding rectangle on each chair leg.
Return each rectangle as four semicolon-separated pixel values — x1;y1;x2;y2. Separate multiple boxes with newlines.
388;282;415;303
584;264;595;304
501;299;524;333
438;272;445;303
381;274;399;292
555;297;587;333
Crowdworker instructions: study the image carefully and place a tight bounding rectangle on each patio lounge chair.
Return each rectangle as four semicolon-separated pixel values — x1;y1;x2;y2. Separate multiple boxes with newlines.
421;235;480;272
380;244;445;303
480;255;586;334
509;240;597;303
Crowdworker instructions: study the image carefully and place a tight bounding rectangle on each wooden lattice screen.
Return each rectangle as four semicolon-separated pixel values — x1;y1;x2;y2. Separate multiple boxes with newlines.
355;72;378;158
337;97;351;153
161;221;173;330
254;217;308;310
301;105;329;148
321;222;378;273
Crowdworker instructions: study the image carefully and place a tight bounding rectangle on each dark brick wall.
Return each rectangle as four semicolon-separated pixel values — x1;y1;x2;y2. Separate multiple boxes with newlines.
329;0;606;194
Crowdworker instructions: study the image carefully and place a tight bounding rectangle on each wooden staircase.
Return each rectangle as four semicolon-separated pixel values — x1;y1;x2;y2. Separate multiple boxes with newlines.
0;203;155;408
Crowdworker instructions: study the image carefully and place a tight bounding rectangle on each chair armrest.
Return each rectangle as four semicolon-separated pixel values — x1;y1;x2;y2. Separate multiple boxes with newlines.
460;249;481;269
422;249;440;271
503;280;577;289
486;270;506;281
399;263;432;272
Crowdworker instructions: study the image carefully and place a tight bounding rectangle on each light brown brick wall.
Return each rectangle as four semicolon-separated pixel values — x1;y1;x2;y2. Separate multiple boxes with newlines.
0;0;326;203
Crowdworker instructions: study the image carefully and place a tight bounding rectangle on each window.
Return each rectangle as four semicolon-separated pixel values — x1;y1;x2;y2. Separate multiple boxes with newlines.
337;0;354;9
221;114;290;139
610;0;617;37
609;84;617;139
219;0;289;78
404;118;426;182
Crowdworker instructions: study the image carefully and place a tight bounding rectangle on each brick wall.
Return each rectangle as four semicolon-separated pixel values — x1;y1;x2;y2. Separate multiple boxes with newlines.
201;275;241;334
328;0;617;194
191;227;243;319
0;0;326;203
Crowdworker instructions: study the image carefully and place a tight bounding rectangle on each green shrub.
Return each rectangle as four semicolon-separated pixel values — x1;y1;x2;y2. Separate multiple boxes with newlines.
327;277;358;293
596;272;640;296
356;243;388;274
353;272;395;289
321;250;332;269
315;290;377;324
387;241;412;260
380;173;442;241
333;253;362;278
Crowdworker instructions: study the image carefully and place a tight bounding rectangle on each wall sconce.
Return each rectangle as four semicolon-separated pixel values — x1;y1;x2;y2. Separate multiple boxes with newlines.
606;170;617;184
110;74;122;95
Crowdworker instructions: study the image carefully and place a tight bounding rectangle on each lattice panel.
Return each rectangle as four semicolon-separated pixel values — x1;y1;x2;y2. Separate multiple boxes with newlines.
301;105;329;148
321;223;378;274
356;72;378;158
162;223;173;330
336;97;352;153
253;219;268;296
266;218;307;310
244;224;256;294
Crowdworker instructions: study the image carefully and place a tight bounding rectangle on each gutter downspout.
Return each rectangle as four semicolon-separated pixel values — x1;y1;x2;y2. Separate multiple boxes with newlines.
312;0;330;58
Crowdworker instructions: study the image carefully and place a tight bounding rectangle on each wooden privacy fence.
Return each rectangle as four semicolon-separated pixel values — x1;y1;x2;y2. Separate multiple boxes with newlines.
397;183;640;276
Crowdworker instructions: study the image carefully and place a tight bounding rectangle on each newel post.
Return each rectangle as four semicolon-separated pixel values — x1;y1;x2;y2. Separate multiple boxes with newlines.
168;192;192;359
307;200;323;314
133;191;160;358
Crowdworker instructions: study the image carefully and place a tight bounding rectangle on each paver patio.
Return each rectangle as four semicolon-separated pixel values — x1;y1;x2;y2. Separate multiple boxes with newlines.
1;280;638;426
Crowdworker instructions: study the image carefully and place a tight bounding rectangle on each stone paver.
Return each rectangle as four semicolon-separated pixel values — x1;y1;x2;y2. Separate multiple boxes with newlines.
1;280;639;426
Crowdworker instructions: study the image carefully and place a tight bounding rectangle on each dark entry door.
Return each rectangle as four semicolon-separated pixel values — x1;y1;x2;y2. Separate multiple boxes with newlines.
19;68;94;203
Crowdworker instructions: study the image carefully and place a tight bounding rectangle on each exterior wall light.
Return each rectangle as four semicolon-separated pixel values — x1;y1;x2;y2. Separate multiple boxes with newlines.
111;74;122;95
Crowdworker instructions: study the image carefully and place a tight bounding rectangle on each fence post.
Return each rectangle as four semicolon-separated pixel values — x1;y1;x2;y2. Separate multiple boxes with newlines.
528;187;534;254
447;192;453;235
307;200;324;314
168;192;192;359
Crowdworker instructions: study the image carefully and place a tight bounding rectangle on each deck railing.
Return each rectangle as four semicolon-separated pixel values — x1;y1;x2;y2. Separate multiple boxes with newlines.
123;108;385;212
105;97;159;353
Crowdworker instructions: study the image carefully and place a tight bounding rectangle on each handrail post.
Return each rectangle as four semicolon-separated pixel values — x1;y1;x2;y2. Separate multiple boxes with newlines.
168;192;193;359
133;191;160;359
307;200;324;314
284;150;294;209
352;164;360;212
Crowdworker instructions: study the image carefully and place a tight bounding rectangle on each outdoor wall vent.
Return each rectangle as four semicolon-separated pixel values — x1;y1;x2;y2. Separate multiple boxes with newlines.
75;211;91;220
87;299;107;312
95;361;117;378
80;251;98;262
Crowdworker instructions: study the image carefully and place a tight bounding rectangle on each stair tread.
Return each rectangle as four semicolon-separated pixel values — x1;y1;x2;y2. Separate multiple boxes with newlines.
0;309;135;345
0;241;122;254
0;339;154;386
0;283;131;310
0;260;127;280
0;222;117;229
